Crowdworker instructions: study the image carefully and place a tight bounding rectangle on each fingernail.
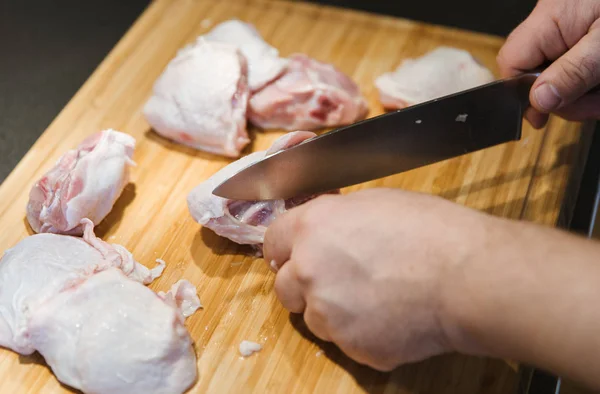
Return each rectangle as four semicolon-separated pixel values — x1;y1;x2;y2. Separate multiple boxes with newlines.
534;83;562;111
269;260;279;273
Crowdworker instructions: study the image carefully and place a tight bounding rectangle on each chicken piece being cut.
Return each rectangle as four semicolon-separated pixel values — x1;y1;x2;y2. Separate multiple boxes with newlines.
374;46;495;110
204;19;288;91
248;54;368;131
0;220;199;394
187;131;338;253
26;129;135;235
143;39;250;157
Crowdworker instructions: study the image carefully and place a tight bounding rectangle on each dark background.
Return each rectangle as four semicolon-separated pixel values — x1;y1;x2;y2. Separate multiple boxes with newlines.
0;0;537;182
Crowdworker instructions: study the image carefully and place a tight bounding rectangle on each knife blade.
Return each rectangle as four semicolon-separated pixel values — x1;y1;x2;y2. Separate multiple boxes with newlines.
213;72;538;201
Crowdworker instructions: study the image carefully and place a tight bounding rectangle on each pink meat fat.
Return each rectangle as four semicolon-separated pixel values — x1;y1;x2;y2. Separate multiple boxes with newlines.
187;131;339;254
248;54;368;131
26;129;135;235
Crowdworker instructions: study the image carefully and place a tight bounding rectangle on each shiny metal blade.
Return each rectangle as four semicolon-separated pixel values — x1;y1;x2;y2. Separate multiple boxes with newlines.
213;73;537;200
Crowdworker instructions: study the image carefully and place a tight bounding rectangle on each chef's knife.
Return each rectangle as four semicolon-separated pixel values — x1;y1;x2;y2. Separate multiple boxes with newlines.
213;72;539;201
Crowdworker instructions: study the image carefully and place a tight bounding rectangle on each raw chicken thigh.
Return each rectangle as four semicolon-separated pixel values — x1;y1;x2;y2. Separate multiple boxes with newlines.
0;220;200;394
249;54;368;131
375;46;495;109
28;269;198;394
143;39;250;157
205;19;288;91
26;129;135;235
187;131;338;252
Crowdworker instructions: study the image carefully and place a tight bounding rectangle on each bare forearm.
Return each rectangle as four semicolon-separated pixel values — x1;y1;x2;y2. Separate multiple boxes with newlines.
444;217;600;389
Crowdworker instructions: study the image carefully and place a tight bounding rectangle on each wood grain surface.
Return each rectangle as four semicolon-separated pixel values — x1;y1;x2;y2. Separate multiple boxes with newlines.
0;0;590;392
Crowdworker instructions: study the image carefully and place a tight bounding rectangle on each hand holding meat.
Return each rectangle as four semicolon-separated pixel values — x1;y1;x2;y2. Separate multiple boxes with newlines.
263;189;487;370
264;188;600;390
497;0;600;128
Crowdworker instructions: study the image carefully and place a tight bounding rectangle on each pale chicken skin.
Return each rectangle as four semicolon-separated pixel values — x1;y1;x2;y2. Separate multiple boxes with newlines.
375;46;495;109
143;39;250;157
29;269;199;394
204;19;288;91
0;220;200;394
187;131;338;253
249;54;368;131
26;129;135;235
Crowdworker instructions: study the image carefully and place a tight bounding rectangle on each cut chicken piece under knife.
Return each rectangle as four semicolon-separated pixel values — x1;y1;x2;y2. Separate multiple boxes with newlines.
143;39;250;157
204;19;288;92
375;46;495;110
26;129;135;235
0;219;199;394
248;54;368;131
187;131;339;253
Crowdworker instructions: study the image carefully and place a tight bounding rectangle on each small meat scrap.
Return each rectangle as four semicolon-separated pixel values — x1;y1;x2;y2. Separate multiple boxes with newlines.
26;129;135;235
249;54;368;131
143;39;250;157
239;340;262;357
187;131;339;254
158;280;203;318
204;19;288;91
375;46;494;110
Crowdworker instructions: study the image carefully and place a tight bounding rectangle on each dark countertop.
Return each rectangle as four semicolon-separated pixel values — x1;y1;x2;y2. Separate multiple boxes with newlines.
0;0;151;182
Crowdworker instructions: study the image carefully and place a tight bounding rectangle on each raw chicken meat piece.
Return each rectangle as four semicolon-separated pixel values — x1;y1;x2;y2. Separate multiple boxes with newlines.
159;279;203;317
374;46;495;109
0;220;199;394
28;269;197;394
0;219;162;355
187;131;338;252
204;19;288;91
248;54;368;131
26;129;135;235
239;340;262;357
143;39;250;157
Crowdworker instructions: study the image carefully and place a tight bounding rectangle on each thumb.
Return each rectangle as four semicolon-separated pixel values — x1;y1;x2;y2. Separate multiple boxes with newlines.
531;26;600;113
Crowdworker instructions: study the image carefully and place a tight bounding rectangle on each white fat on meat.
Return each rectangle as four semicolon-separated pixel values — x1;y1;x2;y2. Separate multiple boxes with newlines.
239;340;262;357
28;269;197;394
26;129;135;235
249;54;368;131
375;46;495;109
204;19;288;91
143;39;250;157
0;220;198;394
187;131;338;252
0;219;163;354
158;279;203;317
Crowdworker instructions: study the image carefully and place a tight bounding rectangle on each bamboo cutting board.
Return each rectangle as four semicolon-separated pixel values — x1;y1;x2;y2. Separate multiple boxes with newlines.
0;0;591;393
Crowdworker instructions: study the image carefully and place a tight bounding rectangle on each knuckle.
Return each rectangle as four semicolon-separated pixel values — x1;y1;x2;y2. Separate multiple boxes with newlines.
273;273;287;299
295;196;335;230
294;256;316;285
558;55;597;91
580;54;599;84
304;305;325;327
308;297;328;320
304;297;334;338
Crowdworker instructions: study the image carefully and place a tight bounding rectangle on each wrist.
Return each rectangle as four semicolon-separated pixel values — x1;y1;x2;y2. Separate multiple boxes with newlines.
437;212;518;356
